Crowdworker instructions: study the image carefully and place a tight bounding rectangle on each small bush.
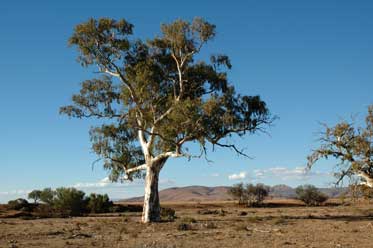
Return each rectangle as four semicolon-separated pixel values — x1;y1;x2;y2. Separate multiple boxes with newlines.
40;188;55;205
161;207;176;221
86;193;113;213
197;209;219;215
53;187;87;216
246;183;270;207
180;217;197;223
296;185;328;206
7;198;30;211
28;190;42;203
229;183;246;205
34;204;55;218
178;223;193;231
229;183;270;207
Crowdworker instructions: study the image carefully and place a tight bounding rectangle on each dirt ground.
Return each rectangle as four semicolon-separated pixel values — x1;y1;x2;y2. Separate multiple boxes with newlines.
1;200;373;248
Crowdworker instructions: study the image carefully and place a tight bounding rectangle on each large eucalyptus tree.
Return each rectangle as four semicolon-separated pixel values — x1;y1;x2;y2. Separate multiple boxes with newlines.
60;17;272;223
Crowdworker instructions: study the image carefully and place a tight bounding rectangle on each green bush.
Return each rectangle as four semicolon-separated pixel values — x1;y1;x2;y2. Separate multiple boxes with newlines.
86;193;113;213
7;198;30;211
28;190;42;203
296;185;328;206
40;188;55;204
161;207;176;221
53;187;87;216
229;183;270;207
246;183;270;207
228;183;246;205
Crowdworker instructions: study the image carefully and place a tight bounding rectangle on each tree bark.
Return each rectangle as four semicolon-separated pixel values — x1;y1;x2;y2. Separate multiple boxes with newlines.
142;158;166;223
358;171;373;188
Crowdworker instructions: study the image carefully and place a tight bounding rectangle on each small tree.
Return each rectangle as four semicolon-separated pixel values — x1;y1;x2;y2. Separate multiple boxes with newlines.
53;187;87;216
86;193;113;213
40;188;55;204
28;190;42;203
308;105;373;187
228;183;246;205
246;183;269;206
295;185;328;206
61;17;272;222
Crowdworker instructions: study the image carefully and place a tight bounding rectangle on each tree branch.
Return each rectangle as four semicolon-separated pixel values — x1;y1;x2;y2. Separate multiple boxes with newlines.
125;163;147;174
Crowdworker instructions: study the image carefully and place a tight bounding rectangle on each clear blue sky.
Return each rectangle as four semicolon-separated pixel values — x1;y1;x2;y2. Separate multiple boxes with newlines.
1;0;372;202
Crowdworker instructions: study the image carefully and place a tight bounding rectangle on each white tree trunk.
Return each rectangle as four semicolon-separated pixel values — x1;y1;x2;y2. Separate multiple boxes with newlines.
142;159;166;223
358;171;373;188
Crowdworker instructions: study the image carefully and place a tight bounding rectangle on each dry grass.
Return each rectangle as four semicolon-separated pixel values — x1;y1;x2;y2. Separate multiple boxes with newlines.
1;199;373;247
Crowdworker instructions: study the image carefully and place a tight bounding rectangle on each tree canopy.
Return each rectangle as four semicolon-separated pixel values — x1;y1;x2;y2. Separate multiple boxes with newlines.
60;17;272;182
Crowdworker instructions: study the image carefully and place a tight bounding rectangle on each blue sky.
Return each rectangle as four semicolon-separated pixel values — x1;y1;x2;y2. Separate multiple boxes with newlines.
1;0;372;202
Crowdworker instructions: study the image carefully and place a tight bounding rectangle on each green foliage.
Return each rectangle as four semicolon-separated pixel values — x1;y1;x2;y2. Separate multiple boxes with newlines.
53;187;87;216
246;183;270;206
229;183;270;206
308;105;373;186
7;188;117;217
60;17;272;182
40;188;55;204
7;198;30;211
228;183;246;205
28;190;42;203
295;185;328;206
86;193;113;213
160;207;176;221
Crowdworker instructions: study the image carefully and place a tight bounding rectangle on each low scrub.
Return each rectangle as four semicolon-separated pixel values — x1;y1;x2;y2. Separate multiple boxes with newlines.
7;198;31;211
296;185;328;206
8;187;118;217
161;207;176;221
86;193;113;213
53;187;87;216
229;183;270;207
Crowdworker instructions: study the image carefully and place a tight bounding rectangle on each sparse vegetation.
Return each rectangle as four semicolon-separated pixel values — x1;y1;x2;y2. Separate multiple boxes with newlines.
40;188;56;205
160;207;176;221
229;183;246;205
246;183;270;207
229;183;270;207
53;187;87;216
6;188;121;217
86;193;113;213
295;185;328;206
7;198;30;211
179;217;197;223
28;190;42;203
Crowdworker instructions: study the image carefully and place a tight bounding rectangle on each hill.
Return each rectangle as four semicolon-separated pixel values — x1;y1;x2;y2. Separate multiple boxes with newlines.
122;185;348;202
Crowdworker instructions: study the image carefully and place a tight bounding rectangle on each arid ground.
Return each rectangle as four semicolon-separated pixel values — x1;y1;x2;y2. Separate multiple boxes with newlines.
1;200;373;248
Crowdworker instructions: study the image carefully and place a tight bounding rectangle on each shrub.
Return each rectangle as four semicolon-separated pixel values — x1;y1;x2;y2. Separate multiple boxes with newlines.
178;223;193;231
229;183;270;207
160;207;176;221
295;185;328;206
180;217;196;223
28;190;42;203
7;198;30;211
53;187;87;216
34;204;55;218
246;183;270;206
40;188;55;204
228;183;246;205
86;193;113;213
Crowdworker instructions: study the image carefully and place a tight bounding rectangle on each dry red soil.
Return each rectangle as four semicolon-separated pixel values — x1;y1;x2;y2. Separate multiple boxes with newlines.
1;200;373;248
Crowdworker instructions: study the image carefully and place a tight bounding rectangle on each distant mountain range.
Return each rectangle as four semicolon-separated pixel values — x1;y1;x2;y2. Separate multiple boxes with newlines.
123;185;348;202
